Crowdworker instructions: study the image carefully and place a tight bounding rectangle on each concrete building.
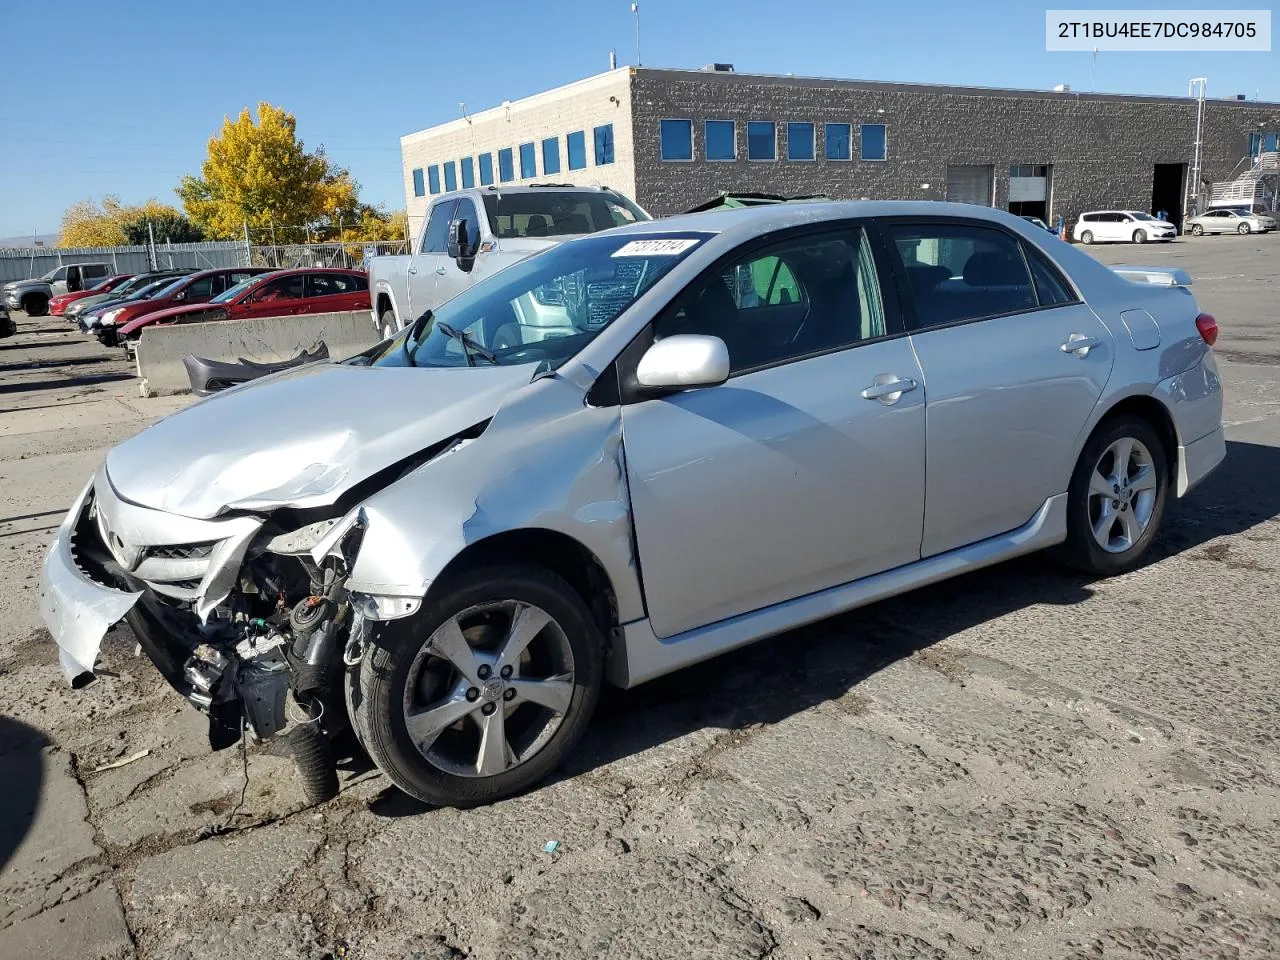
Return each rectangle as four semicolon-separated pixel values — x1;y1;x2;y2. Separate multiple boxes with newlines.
400;65;1280;235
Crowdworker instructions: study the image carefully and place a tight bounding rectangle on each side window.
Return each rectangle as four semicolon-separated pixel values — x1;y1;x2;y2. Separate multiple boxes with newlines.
307;273;360;297
184;276;215;298
454;198;483;250
653;228;887;374
1022;245;1075;306
887;221;1036;329
86;265;108;279
422;200;458;254
257;275;304;301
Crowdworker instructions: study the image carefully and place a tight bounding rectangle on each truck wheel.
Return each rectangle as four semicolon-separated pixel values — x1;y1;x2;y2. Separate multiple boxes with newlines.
354;564;603;808
380;309;398;342
22;294;49;317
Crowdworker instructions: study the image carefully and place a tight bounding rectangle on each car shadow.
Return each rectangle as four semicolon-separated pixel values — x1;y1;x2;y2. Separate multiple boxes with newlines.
363;439;1280;815
0;716;50;870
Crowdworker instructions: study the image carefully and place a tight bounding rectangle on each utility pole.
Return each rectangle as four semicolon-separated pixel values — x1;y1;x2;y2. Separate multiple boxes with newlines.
147;221;158;271
1187;78;1208;220
1091;47;1098;92
631;2;641;66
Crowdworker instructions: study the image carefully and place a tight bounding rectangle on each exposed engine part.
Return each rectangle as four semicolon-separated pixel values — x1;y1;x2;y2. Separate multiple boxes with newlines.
232;631;291;741
342;612;367;666
183;644;230;709
288;696;339;805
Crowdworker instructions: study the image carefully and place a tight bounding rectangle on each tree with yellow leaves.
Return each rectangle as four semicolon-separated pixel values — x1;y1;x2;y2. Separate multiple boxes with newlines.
58;196;204;248
178;102;361;241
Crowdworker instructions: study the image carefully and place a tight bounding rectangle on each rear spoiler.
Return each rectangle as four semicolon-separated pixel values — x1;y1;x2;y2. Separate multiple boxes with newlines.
1111;266;1193;288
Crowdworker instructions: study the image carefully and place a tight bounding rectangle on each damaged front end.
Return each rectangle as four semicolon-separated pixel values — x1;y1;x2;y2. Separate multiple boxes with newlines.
40;465;378;804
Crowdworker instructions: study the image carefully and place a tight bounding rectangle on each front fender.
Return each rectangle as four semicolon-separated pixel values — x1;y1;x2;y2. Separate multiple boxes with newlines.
346;378;644;624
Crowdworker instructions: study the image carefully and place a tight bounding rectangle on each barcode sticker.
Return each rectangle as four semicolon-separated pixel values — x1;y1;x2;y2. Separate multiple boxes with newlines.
611;238;699;257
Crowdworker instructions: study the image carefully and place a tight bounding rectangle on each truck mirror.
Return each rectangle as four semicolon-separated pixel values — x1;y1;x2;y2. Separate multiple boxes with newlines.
447;219;476;265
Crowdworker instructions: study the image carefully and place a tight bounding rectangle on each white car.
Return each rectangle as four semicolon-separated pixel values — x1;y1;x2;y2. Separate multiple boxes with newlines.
1073;210;1177;245
1185;208;1277;236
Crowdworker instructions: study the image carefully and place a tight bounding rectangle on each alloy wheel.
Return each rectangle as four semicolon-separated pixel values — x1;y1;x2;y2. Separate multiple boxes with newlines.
402;600;575;778
1088;436;1158;554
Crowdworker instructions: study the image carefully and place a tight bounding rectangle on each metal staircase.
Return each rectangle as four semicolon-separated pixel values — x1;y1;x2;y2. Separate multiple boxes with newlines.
1209;151;1280;210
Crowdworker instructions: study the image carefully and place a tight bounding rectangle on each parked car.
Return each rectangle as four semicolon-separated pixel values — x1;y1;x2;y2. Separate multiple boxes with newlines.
77;272;195;332
2;262;111;315
1072;210;1177;244
369;184;650;341
118;268;370;347
49;274;134;316
40;202;1224;809
1185;208;1276;235
94;267;271;345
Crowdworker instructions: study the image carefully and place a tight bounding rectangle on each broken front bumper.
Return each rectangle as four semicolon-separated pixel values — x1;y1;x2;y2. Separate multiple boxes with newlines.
40;479;142;684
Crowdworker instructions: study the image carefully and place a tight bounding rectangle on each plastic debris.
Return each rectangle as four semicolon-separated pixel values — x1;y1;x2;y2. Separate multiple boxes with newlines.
543;840;560;854
93;748;151;772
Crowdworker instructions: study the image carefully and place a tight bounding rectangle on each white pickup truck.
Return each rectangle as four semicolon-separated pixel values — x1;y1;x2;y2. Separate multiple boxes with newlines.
368;184;650;340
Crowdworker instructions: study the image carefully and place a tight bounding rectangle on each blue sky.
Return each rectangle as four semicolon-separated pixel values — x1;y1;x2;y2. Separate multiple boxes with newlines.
0;0;1275;237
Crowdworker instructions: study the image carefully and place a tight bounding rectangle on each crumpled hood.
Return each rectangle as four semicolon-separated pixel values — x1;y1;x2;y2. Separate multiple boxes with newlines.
106;361;536;520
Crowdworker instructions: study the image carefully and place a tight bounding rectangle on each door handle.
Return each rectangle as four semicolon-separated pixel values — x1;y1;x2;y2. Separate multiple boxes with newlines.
861;375;918;404
435;266;448;276
407;266;417;275
1060;334;1102;356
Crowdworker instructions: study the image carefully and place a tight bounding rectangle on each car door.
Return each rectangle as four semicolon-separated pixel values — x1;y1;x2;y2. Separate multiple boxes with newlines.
240;274;305;317
883;218;1114;557
433;197;486;305
620;224;927;638
408;199;455;319
301;272;363;314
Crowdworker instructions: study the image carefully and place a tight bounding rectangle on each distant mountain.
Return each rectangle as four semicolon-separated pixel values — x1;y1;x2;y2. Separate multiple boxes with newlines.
0;233;61;249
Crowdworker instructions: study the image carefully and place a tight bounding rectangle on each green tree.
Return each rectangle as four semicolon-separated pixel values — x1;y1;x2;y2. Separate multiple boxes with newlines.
178;101;361;240
120;201;205;245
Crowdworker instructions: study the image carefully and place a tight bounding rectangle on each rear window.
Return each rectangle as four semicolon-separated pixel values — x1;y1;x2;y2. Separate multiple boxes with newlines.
480;191;649;240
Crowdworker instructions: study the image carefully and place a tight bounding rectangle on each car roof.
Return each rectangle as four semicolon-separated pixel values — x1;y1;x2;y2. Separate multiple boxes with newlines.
601;199;1040;242
245;267;366;281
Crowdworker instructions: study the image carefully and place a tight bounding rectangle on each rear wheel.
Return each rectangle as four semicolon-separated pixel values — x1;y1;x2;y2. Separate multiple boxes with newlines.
1080;230;1094;245
1133;229;1148;244
1190;223;1204;236
1238;222;1251;235
22;293;48;316
353;565;603;807
379;309;397;342
1059;415;1168;576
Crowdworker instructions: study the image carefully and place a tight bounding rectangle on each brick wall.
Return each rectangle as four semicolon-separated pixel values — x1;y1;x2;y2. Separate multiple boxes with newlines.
629;69;1279;223
399;70;639;239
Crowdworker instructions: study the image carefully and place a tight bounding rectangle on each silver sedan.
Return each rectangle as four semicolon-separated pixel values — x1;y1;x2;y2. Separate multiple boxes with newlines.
41;202;1225;808
1185;208;1277;235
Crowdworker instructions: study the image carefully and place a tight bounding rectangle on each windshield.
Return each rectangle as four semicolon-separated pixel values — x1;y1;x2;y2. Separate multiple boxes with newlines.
125;277;182;301
39;267;65;281
1130;212;1157;221
481;191;650;240
148;277;188;298
213;276;265;303
370;232;708;371
87;275;119;292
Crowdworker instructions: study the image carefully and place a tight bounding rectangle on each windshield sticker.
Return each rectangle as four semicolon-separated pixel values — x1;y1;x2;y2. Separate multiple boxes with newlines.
611;238;700;258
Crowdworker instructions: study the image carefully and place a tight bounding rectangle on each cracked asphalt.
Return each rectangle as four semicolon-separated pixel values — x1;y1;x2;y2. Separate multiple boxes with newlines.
2;235;1278;960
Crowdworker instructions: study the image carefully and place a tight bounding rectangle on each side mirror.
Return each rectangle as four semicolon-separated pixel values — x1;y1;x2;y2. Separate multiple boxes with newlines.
447;218;476;264
636;335;730;390
172;290;187;302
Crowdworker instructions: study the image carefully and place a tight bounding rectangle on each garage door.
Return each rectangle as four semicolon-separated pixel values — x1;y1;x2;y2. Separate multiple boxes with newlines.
946;165;994;206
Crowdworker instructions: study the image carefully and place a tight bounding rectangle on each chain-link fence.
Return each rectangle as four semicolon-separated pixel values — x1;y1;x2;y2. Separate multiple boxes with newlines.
247;240;408;271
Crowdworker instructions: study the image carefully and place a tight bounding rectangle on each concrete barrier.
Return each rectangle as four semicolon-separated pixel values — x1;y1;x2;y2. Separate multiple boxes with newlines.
136;311;377;396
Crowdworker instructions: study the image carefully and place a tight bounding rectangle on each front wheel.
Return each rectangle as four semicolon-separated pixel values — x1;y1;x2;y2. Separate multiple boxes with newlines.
1133;229;1148;244
352;565;604;807
1238;222;1251;235
379;309;398;342
1080;230;1094;245
22;294;49;317
1059;416;1168;576
1190;223;1204;236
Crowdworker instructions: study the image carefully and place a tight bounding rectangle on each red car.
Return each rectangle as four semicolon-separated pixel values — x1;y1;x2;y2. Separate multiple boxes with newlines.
98;267;271;345
118;268;371;345
49;274;133;315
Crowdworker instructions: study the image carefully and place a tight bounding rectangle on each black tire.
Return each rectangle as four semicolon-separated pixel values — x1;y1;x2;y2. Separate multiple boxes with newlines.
1059;415;1169;576
1080;230;1094;245
22;294;48;317
1191;223;1204;236
353;564;603;807
1238;222;1251;235
1133;229;1147;244
379;309;397;341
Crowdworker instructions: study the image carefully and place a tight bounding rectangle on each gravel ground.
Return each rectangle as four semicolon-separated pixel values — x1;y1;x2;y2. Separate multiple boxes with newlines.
1;235;1278;960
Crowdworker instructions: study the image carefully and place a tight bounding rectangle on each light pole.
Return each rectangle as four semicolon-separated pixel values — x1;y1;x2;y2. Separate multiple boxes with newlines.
1187;78;1208;220
631;2;641;67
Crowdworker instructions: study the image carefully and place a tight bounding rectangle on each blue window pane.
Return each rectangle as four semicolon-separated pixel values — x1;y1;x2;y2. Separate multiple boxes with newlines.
861;123;887;161
705;120;735;161
542;137;561;175
460;157;475;189
593;123;614;165
824;123;852;160
411;168;425;197
747;121;776;160
1265;132;1279;152
427;165;441;194
787;122;815;161
478;153;494;185
567;131;587;170
498;148;515;182
443;161;457;192
519;142;536;179
660;119;693;161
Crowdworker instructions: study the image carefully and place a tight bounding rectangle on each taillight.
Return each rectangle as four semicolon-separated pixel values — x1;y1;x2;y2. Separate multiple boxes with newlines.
1195;313;1218;347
